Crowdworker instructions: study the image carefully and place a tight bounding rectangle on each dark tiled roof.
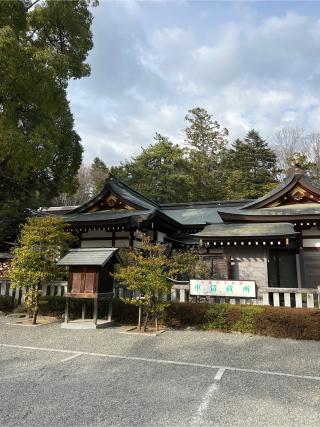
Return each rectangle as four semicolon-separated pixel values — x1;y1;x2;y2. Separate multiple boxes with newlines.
161;201;250;225
65;209;153;224
194;222;297;238
219;203;320;218
58;248;119;266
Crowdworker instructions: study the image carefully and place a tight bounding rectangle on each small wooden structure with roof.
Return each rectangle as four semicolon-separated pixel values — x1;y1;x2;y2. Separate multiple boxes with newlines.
58;248;121;328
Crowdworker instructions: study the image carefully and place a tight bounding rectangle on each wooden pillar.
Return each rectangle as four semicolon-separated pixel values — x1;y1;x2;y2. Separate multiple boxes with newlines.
153;225;157;243
297;235;305;288
129;228;135;247
81;301;86;320
15;287;20;303
107;298;113;322
65;297;70;323
0;281;6;296
93;298;98;325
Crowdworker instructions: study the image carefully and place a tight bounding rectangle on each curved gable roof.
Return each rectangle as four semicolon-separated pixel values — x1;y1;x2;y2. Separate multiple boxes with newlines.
242;169;320;210
68;176;158;214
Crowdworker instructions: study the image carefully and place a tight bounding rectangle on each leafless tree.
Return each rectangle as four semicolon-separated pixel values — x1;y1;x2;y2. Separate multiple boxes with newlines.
302;132;320;179
272;127;305;177
53;164;93;206
273;127;320;180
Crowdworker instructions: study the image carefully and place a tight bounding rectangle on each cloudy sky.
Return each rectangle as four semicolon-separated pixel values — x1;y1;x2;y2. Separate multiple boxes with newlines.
68;0;320;165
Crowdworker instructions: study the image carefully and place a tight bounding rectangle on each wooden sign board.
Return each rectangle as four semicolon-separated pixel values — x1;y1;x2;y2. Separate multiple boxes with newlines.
190;280;256;298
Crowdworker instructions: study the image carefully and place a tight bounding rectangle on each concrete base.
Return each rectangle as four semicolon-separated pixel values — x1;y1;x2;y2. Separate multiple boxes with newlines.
61;319;114;330
119;326;166;336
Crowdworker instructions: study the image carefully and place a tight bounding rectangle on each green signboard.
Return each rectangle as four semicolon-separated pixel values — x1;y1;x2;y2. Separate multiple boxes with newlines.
190;280;256;298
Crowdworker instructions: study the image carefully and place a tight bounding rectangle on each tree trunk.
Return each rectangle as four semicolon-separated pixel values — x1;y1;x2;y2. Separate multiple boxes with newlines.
143;310;149;332
32;308;38;325
155;314;158;331
138;305;142;330
32;288;40;325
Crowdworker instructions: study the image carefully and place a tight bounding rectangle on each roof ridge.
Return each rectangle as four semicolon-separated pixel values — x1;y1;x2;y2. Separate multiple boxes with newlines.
111;177;159;208
161;200;252;209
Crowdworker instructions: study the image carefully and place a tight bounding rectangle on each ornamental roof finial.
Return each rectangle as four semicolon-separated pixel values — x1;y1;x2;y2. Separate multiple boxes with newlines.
293;160;305;175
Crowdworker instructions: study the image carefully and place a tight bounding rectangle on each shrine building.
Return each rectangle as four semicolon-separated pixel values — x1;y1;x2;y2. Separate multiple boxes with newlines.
46;166;320;294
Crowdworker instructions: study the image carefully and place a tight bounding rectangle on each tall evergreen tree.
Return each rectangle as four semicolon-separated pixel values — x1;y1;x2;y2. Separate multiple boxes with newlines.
0;0;97;238
184;107;229;201
223;130;279;200
91;157;109;195
112;133;192;203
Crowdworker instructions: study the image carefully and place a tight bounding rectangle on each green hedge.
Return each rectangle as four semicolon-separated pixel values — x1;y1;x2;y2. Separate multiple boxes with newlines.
165;303;320;340
0;295;16;312
5;296;320;341
32;296;138;323
254;307;320;340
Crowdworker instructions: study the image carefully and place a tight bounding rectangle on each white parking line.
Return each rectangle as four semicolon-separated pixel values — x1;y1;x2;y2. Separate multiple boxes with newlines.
1;343;320;382
61;353;82;363
214;367;225;381
192;382;219;425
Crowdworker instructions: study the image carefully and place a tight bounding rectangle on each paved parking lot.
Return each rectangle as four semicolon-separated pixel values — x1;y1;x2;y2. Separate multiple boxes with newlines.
0;318;319;426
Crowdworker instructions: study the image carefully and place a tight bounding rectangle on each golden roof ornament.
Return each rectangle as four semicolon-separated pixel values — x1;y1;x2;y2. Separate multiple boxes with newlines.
293;161;305;175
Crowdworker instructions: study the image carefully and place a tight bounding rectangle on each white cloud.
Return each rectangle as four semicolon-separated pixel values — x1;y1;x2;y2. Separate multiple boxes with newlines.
68;3;320;166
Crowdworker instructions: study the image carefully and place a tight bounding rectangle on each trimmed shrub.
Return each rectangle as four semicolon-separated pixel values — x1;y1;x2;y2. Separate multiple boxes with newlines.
163;302;320;340
0;295;15;312
104;299;138;324
5;294;319;341
201;304;229;330
254;307;320;341
35;296;138;323
38;296;67;317
233;306;264;334
163;302;208;328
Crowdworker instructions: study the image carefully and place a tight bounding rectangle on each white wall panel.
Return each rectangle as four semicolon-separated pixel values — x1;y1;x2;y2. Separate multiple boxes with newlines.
81;240;112;248
303;239;320;248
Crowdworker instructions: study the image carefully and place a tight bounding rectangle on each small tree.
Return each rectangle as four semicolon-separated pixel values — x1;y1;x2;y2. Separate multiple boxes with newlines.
113;235;173;331
113;236;206;331
8;216;73;324
169;249;209;281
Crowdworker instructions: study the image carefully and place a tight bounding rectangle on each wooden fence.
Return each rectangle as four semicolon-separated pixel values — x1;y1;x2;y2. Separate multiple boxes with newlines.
0;279;67;303
1;279;319;309
170;284;320;308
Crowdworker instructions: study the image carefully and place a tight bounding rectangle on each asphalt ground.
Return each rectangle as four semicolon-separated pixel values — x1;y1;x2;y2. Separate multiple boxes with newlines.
0;318;319;426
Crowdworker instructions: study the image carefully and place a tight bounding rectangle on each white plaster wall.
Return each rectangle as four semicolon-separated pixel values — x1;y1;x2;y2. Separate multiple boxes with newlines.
114;239;130;248
81;240;113;248
81;230;112;238
303;239;320;248
302;227;320;248
80;230;130;248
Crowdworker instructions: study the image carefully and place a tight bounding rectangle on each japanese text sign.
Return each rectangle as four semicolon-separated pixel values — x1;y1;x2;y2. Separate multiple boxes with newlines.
190;280;256;298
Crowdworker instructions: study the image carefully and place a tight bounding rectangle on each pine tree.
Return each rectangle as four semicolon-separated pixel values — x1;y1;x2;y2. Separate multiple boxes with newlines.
184;108;229;201
111;133;192;203
223;130;279;199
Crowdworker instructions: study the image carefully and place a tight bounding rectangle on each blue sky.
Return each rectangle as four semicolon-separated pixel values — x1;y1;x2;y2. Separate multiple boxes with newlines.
68;0;320;165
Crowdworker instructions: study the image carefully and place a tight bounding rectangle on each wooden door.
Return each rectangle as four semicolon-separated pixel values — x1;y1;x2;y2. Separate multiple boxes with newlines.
71;272;82;293
84;272;96;293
